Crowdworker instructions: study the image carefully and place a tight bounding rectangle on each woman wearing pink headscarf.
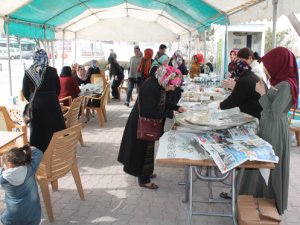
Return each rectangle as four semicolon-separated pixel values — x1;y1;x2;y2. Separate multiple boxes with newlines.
239;47;299;215
118;66;185;190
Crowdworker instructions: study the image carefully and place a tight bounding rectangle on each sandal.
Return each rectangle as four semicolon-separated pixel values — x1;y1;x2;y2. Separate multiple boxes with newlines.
150;173;157;179
139;182;159;190
219;192;232;199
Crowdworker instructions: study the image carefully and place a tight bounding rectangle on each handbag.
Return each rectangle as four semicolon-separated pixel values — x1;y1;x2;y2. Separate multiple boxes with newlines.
23;87;38;124
136;96;163;141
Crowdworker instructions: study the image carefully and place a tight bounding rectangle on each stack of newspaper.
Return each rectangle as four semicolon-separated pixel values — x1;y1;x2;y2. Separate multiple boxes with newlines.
193;126;279;174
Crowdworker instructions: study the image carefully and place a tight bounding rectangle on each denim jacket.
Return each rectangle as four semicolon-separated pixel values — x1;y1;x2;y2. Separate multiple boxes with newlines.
0;148;43;225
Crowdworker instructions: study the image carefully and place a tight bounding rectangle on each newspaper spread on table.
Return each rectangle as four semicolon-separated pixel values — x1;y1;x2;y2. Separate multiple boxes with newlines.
156;126;278;174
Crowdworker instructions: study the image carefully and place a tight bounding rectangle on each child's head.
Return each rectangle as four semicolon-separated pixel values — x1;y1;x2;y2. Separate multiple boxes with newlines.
1;145;31;170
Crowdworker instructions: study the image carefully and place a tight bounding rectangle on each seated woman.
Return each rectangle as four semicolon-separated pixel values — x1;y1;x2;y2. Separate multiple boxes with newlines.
86;59;101;79
74;65;90;86
59;66;81;106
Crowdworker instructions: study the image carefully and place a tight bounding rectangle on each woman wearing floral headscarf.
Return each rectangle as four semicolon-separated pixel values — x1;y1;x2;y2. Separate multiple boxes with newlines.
239;47;299;215
169;50;188;75
118;66;185;190
22;49;66;153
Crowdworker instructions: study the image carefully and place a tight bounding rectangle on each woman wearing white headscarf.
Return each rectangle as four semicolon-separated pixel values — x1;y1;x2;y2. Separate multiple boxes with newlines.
22;49;66;153
169;50;188;75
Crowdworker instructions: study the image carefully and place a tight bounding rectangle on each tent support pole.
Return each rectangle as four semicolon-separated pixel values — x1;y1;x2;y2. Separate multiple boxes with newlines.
51;41;55;67
47;41;50;61
5;16;12;96
43;25;47;52
62;30;65;67
75;32;77;62
272;0;278;48
224;16;229;79
204;30;207;62
188;31;191;68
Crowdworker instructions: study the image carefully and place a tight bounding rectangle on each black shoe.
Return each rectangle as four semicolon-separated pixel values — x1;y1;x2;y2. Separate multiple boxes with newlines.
219;192;231;199
124;102;129;107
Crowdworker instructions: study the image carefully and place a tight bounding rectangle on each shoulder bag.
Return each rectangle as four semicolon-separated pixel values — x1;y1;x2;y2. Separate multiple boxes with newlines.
136;95;163;142
23;87;38;124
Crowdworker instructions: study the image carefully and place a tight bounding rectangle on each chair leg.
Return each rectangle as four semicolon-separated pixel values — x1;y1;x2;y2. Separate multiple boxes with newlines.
118;88;121;101
102;106;107;122
51;180;58;191
79;131;84;147
71;161;85;200
21;126;28;145
37;178;54;222
96;109;104;127
296;131;300;146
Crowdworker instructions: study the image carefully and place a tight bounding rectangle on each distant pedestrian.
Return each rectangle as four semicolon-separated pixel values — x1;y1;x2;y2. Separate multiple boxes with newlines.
125;46;143;107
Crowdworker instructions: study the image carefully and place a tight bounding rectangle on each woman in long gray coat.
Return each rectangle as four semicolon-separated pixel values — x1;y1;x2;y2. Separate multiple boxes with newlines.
239;47;299;215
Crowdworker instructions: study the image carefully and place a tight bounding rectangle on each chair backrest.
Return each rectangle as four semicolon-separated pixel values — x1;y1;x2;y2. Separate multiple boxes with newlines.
288;108;300;125
100;84;110;108
0;106;13;131
65;96;83;128
42;124;81;180
91;72;107;87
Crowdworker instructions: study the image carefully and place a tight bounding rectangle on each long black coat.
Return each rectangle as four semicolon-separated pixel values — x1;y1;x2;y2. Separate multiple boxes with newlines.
118;76;179;177
22;66;66;152
220;70;262;119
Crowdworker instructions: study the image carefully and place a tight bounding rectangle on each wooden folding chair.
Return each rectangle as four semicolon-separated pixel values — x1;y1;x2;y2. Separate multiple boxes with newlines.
36;124;84;222
289;108;300;146
0;106;28;145
85;84;109;127
63;96;84;146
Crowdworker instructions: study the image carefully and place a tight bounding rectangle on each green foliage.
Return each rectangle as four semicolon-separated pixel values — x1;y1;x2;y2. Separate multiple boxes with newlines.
265;27;293;53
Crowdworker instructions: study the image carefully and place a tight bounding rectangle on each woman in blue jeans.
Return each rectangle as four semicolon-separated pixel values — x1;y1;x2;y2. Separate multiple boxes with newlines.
0;146;43;225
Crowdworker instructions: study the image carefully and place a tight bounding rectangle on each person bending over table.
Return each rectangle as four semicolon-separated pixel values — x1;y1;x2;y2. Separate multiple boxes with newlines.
118;66;185;190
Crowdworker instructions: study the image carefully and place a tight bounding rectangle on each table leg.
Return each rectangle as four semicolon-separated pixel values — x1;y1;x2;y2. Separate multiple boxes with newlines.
187;165;193;225
183;165;190;203
231;169;238;225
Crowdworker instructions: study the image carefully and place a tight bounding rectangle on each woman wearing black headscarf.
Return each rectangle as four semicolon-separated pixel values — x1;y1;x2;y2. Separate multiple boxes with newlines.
108;56;124;99
22;49;66;153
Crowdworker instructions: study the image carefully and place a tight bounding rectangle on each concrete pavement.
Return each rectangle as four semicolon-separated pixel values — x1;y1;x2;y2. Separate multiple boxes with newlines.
1;96;299;225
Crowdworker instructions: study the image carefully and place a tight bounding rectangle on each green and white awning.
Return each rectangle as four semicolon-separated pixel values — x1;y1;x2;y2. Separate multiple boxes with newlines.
0;0;272;41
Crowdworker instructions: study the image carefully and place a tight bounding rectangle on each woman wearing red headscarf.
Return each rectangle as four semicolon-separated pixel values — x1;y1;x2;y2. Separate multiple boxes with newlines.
189;53;204;79
239;47;299;215
137;48;153;85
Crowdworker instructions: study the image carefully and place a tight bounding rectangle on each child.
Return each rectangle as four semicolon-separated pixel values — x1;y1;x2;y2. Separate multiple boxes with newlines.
0;146;43;225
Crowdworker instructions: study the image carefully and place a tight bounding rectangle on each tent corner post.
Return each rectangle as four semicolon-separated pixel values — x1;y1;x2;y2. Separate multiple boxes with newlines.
75;32;77;62
188;31;192;68
62;29;65;67
272;0;278;48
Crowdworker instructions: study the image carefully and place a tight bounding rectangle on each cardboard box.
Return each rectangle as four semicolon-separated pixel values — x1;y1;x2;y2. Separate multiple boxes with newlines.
237;195;281;225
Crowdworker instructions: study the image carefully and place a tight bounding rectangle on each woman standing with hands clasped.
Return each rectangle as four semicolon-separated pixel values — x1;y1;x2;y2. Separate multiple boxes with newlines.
118;66;185;190
239;47;299;215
